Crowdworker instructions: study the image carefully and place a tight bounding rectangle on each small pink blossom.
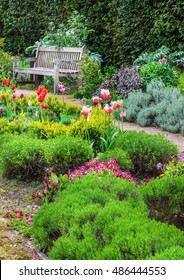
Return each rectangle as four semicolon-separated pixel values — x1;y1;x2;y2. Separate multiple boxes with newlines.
120;109;126;117
159;57;167;63
12;94;17;100
59;84;65;94
19;93;24;99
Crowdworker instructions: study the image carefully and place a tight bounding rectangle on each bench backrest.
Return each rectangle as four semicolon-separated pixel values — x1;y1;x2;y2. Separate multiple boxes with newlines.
35;46;85;70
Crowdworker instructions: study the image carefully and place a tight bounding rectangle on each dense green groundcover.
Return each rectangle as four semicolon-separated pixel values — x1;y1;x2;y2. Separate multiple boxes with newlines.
31;173;184;260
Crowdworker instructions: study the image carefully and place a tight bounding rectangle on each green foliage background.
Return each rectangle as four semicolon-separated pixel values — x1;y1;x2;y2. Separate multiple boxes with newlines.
0;0;183;66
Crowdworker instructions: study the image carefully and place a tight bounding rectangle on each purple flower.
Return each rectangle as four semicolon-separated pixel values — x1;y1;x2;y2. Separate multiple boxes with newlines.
178;151;184;162
156;162;163;170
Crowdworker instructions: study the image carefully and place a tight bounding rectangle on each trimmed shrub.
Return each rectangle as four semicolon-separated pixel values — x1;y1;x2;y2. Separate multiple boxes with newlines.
140;176;184;221
148;246;184;260
31;173;184;260
0;134;46;180
0;134;93;180
113;130;178;177
44;135;93;175
98;148;133;171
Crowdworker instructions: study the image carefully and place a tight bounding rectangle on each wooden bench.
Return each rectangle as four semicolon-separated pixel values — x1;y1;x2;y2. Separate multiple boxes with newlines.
12;46;85;94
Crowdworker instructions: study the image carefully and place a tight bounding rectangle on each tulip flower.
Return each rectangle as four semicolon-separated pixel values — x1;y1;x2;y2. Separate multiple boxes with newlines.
12;94;16;100
81;106;92;118
2;78;10;86
19;93;24;99
101;89;110;99
92;96;101;104
120;108;126;117
104;104;114;114
111;100;123;110
11;85;16;91
1;95;6;100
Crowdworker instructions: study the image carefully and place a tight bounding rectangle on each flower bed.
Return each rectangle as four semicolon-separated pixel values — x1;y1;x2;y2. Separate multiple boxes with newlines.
0;79;183;260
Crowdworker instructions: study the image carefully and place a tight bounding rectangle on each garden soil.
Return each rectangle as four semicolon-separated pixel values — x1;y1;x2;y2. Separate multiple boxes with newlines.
0;88;183;260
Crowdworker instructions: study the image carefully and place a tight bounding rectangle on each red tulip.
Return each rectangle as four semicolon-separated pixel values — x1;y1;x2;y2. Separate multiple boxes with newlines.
2;78;10;86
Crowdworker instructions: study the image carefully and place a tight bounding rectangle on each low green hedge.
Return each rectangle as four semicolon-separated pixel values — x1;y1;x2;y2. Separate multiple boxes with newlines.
0;133;93;180
31;173;184;260
113;130;178;177
140;175;184;220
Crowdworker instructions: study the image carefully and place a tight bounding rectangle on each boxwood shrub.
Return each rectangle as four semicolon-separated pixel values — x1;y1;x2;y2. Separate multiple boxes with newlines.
31;173;184;260
113;130;178;177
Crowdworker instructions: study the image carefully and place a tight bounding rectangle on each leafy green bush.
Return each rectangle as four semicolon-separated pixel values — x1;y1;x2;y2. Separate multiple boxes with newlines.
0;134;46;180
44;135;93;174
113;130;178;177
134;46;184;68
0;134;93;179
148;246;184;260
139;62;178;89
73;54;103;99
98;148;133;171
178;73;184;95
140;176;184;220
31;173;184;260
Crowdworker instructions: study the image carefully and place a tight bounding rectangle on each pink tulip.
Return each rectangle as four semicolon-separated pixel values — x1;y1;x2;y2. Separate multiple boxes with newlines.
104;104;114;114
120;109;126;117
92;96;101;103
111;100;123;110
101;89;110;99
81;106;92;118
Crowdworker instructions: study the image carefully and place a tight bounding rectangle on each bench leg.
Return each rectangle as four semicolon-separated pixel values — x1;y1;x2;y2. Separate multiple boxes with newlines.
54;65;59;94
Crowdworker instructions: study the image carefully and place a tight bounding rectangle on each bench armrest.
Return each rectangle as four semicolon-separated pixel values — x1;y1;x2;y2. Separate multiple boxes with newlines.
12;57;36;62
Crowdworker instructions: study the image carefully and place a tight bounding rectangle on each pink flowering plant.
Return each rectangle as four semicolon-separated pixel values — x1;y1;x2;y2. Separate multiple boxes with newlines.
32;167;69;203
69;158;137;184
2;209;34;236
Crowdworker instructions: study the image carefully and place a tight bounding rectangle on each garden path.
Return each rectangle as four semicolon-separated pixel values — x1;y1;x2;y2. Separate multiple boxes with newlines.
15;88;184;152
